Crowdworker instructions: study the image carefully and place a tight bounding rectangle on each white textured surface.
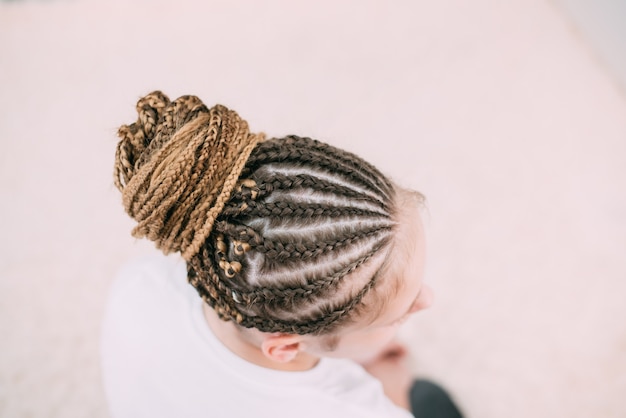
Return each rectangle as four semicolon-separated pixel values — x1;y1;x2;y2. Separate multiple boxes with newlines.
1;1;625;417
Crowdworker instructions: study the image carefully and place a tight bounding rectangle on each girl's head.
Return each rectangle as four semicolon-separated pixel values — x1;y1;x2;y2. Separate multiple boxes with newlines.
114;92;432;362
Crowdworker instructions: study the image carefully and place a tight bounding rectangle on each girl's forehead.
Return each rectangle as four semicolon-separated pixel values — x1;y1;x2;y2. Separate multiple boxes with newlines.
358;208;426;329
393;231;426;299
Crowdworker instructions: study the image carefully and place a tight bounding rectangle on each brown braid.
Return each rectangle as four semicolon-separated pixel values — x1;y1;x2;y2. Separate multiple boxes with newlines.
114;91;406;336
114;91;264;261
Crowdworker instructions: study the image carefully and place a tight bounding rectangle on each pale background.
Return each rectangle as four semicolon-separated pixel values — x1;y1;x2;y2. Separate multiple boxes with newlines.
1;0;625;417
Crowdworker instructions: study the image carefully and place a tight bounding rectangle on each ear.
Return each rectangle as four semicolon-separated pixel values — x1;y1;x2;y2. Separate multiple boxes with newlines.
260;334;304;363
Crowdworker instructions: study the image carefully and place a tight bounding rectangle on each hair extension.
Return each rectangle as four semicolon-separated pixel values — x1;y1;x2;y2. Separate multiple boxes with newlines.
114;91;401;335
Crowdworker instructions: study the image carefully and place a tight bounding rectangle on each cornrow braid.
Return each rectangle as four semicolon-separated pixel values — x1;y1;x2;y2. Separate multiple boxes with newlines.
244;140;393;205
228;241;387;311
214;220;392;263
220;200;386;221
190;248;384;336
249;172;388;210
114;91;401;336
249;135;394;198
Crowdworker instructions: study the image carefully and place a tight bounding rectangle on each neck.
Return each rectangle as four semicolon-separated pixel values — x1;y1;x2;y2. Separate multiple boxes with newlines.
202;304;320;372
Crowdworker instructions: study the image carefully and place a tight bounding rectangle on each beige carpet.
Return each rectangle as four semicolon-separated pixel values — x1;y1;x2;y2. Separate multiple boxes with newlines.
1;0;625;417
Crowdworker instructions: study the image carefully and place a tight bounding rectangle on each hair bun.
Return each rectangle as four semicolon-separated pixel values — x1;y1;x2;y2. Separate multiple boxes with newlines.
113;91;265;260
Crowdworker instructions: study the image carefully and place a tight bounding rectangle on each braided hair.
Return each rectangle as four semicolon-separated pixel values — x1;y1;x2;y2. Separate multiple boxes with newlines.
114;91;402;336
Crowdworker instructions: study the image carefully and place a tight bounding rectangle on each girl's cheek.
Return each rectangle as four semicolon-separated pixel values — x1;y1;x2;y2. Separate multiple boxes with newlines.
397;316;410;326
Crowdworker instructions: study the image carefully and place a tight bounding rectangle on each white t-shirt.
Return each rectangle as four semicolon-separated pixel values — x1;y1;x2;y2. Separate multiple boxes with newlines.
101;254;412;418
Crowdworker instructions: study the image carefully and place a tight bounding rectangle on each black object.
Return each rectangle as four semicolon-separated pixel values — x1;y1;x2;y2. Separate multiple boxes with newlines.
409;379;464;418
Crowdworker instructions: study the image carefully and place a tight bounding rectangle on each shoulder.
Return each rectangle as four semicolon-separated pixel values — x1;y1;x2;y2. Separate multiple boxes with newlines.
110;253;188;300
102;253;192;335
114;253;186;284
296;358;414;418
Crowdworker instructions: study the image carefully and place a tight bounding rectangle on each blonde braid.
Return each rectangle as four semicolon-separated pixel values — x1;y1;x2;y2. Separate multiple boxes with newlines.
182;133;263;260
114;91;264;261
